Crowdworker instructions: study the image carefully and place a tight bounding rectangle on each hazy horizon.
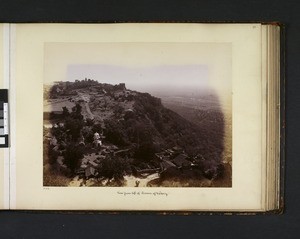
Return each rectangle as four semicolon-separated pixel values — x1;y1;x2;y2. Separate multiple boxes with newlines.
44;42;231;101
68;64;210;94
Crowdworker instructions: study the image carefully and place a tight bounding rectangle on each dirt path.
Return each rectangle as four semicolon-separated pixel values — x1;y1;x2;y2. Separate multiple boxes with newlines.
84;102;94;120
78;93;95;120
68;176;83;187
124;173;160;187
68;173;160;187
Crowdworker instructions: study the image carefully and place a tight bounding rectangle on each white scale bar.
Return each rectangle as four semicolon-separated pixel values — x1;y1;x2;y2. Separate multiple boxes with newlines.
3;103;8;135
0;137;5;144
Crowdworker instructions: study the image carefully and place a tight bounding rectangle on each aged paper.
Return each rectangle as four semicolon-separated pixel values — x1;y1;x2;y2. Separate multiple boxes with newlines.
12;23;263;211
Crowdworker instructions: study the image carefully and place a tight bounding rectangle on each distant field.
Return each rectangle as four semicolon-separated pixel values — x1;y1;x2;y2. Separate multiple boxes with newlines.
160;95;231;113
159;94;232;164
162;96;220;110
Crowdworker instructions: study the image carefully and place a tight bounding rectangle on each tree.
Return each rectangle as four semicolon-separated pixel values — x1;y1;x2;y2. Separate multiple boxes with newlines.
133;123;155;161
63;103;84;141
62;106;70;118
100;156;128;182
64;144;84;174
104;120;127;146
86;118;94;126
64;117;84;140
81;126;94;144
70;104;83;120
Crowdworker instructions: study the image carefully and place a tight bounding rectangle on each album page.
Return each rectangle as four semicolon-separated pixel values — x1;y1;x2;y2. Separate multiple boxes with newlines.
10;23;264;211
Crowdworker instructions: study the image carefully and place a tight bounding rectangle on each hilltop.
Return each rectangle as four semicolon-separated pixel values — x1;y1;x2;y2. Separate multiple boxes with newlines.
43;79;229;187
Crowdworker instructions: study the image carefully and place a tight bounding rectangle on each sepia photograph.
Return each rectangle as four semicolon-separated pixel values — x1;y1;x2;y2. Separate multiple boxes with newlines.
43;42;232;188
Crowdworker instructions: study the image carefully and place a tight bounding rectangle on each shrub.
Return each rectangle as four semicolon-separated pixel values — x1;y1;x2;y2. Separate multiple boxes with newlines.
48;147;59;165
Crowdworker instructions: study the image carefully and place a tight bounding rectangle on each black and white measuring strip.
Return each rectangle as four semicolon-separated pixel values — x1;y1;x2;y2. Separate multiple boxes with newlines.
0;89;9;147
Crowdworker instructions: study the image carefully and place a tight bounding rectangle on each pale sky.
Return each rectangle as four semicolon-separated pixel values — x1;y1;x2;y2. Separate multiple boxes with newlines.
65;64;208;93
44;42;231;95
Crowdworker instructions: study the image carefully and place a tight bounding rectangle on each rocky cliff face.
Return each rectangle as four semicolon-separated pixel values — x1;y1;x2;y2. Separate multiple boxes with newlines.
88;83;223;162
